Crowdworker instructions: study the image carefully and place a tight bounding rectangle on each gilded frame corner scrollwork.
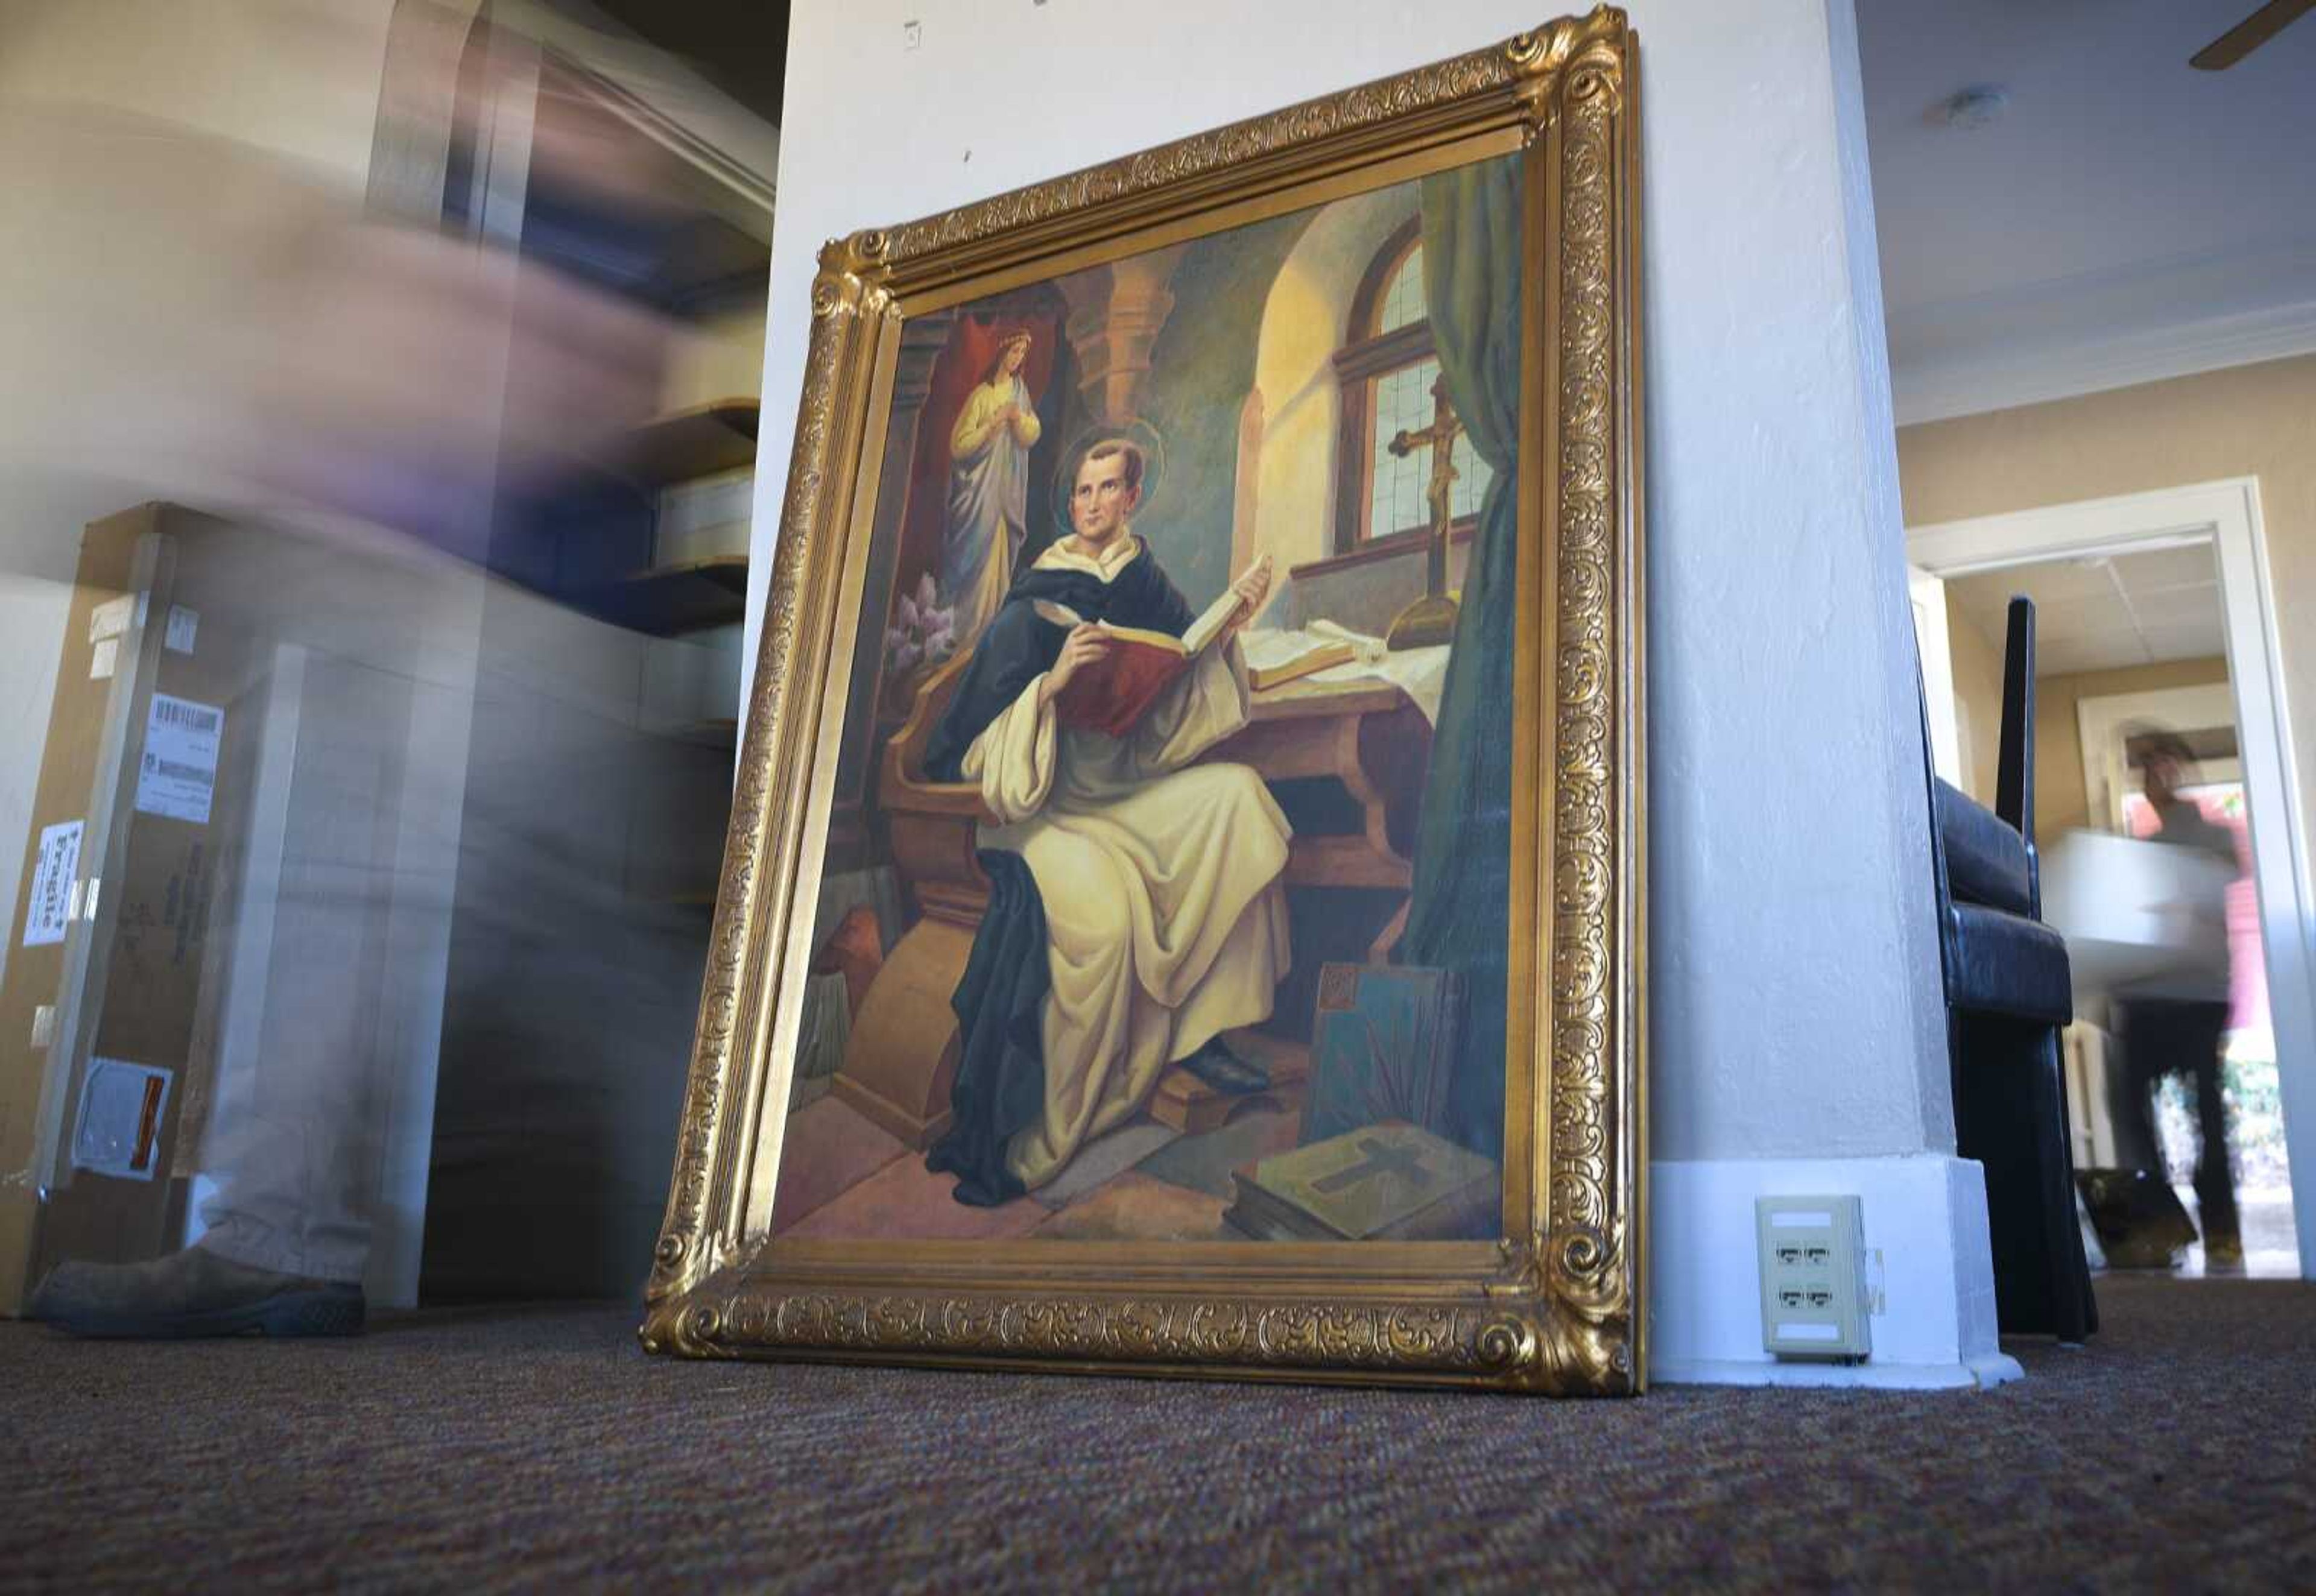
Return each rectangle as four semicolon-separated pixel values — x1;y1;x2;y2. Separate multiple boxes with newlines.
641;8;1645;1396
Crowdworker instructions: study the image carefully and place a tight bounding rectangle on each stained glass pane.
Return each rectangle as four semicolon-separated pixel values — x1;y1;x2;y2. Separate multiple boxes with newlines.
1377;244;1425;335
1365;356;1495;541
1368;358;1440;538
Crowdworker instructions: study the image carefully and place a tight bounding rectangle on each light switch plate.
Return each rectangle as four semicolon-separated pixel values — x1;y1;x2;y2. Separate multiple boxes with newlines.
1756;1194;1871;1361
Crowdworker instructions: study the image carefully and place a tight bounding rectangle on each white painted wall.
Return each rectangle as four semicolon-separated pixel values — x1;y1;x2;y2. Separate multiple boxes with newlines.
755;1;1977;1377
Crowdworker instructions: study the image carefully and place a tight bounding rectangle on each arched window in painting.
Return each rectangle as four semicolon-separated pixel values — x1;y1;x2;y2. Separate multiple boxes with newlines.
1330;219;1494;554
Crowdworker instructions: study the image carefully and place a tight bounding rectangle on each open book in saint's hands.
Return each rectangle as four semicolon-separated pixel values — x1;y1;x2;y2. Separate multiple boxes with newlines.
1032;583;1246;738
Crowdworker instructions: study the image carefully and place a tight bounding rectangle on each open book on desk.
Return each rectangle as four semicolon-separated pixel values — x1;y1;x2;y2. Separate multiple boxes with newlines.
1032;587;1245;738
1238;622;1388;691
1238;621;1449;725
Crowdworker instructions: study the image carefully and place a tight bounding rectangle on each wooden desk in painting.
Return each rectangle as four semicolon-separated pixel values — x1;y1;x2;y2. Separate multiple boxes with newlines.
833;654;1433;1148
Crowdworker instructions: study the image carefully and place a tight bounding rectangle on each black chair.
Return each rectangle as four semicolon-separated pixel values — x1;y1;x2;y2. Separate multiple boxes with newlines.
1925;596;2097;1343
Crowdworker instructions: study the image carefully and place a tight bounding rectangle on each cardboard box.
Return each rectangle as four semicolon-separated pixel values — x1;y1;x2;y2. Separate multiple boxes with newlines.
0;504;261;1313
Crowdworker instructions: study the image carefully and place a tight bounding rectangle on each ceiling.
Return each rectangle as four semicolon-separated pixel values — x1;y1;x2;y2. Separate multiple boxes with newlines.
1944;544;2225;677
588;0;789;128
1856;0;2316;423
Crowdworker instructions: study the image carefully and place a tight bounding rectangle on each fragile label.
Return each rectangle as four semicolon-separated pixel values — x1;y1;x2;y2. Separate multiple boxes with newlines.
134;694;224;824
166;605;199;654
71;1059;172;1181
21;819;82;947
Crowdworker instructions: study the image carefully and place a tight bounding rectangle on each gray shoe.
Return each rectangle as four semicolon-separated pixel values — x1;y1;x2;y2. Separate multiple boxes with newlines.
28;1245;364;1339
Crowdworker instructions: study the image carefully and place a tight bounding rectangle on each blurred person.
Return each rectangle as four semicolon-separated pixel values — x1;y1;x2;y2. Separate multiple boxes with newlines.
2106;733;2244;1266
5;5;721;1336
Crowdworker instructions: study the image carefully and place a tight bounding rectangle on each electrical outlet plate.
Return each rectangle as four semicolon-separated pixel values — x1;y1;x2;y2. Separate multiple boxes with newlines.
1756;1194;1871;1361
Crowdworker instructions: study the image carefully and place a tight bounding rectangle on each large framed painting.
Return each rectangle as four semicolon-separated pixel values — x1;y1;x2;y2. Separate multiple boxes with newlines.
642;10;1645;1394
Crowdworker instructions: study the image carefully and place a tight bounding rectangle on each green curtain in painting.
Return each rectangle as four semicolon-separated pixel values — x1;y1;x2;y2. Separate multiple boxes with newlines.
1397;156;1523;1161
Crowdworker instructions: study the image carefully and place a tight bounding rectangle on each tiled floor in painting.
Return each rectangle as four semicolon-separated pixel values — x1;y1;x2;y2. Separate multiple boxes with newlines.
768;1093;910;1223
770;1084;1305;1243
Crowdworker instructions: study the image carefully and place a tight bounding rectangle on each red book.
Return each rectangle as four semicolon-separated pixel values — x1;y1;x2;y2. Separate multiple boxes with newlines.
1034;588;1242;738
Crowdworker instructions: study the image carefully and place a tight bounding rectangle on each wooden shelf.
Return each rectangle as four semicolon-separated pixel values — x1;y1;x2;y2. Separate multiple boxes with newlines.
648;215;773;320
517;403;758;633
581;556;748;636
617;400;759;487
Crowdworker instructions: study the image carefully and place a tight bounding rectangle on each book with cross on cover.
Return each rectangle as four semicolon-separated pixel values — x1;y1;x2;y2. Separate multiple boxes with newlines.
1223;1121;1498;1242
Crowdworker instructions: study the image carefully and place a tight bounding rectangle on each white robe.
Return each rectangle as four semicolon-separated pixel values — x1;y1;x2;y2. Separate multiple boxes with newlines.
941;376;1040;645
962;607;1293;1191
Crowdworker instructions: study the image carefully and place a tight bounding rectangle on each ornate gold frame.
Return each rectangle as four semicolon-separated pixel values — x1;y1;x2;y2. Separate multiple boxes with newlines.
641;9;1646;1395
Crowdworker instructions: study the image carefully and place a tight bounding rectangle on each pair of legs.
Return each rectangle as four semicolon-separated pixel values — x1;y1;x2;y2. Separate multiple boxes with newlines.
2106;998;2241;1256
30;649;433;1336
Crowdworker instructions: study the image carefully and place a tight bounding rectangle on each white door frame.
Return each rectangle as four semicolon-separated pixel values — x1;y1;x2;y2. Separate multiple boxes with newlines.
1909;565;1971;793
1908;476;2316;1274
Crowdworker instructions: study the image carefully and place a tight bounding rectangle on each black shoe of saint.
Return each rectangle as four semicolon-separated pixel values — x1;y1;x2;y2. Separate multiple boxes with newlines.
1180;1039;1271;1096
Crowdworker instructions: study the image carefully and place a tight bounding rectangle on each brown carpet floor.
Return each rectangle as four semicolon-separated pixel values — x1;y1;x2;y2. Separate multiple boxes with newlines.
2;1275;2311;1592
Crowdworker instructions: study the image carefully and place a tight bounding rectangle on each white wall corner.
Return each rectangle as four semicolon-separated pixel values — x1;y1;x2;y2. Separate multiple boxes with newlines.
1640;0;1961;1166
1824;0;1958;1158
1650;1155;2021;1390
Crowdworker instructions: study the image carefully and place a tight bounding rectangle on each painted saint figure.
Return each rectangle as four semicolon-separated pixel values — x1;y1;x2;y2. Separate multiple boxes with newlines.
924;442;1289;1204
941;329;1042;644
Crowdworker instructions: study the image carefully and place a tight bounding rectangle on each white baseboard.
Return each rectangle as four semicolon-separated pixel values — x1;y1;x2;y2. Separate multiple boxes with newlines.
1656;1354;2024;1391
1650;1154;2024;1390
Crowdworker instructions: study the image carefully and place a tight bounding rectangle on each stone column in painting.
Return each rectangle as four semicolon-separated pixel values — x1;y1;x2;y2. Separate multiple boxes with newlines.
1055;246;1186;427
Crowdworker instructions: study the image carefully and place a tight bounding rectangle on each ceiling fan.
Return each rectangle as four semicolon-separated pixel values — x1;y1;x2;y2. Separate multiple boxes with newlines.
2191;0;2315;68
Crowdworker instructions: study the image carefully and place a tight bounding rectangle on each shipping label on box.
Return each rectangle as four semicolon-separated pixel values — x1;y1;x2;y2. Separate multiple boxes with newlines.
134;694;224;825
21;820;83;948
69;1059;172;1181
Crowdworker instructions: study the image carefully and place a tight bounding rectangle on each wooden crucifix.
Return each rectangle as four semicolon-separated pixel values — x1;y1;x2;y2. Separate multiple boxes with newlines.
1382;371;1463;651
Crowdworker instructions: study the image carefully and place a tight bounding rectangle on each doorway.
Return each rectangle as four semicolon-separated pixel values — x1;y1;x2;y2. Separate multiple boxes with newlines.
1907;477;2314;1279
